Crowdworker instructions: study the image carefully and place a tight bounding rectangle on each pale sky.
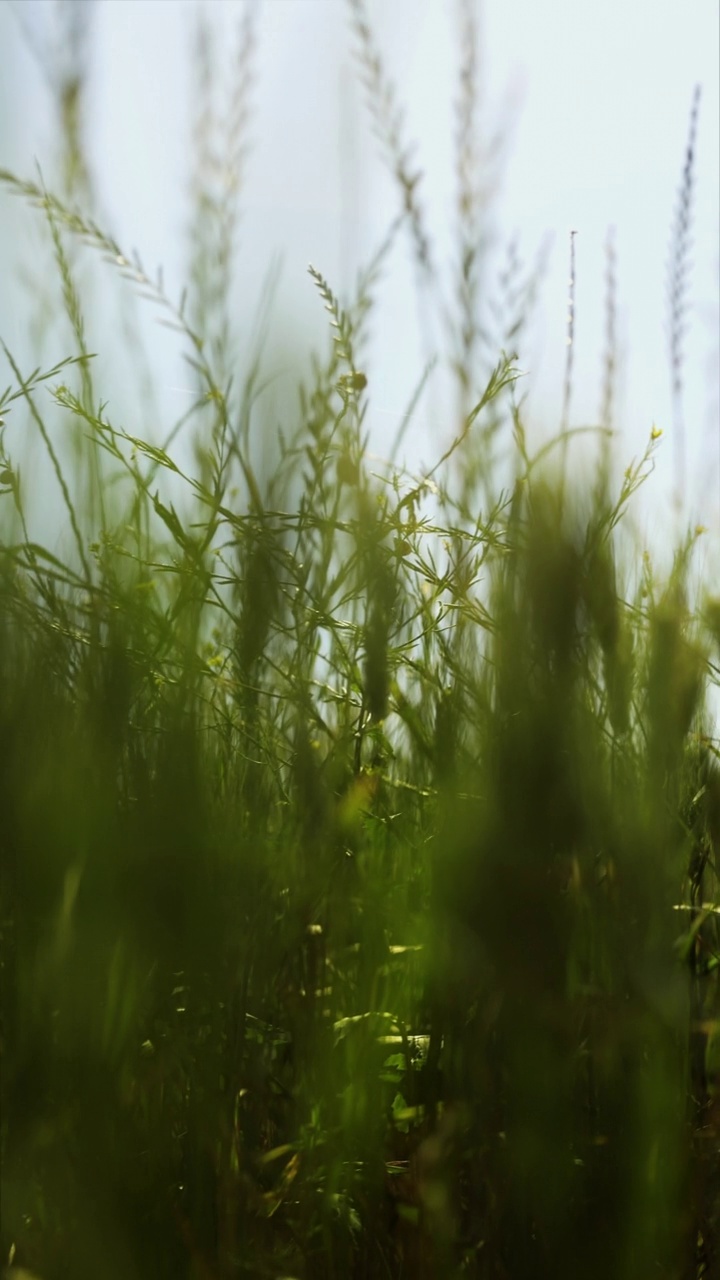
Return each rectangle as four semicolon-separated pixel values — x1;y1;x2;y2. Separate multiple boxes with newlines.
1;0;718;577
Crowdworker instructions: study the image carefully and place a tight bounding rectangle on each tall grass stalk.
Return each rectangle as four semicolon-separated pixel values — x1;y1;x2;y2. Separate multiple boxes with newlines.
667;85;701;514
0;8;718;1280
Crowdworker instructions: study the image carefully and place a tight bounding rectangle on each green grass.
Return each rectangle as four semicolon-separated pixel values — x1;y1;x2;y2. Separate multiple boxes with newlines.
1;6;719;1279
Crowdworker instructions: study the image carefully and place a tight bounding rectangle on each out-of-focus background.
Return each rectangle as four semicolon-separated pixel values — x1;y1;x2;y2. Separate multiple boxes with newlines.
0;0;718;564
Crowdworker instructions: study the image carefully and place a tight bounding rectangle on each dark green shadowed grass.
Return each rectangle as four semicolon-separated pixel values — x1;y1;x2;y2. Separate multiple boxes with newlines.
1;6;719;1280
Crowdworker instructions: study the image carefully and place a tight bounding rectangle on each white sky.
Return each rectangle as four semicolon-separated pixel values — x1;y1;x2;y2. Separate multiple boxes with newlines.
0;0;718;579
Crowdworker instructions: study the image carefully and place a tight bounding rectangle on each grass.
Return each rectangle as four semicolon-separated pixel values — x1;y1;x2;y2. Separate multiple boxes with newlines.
0;5;719;1279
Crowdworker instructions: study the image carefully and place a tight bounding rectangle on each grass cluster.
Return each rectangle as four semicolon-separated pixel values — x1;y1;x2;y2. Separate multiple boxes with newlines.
1;5;719;1279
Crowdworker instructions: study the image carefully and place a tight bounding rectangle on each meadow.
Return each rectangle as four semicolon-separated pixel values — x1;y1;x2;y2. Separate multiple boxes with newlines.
1;5;719;1278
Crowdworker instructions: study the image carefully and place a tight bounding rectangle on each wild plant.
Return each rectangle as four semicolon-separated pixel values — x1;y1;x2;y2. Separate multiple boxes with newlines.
0;6;718;1280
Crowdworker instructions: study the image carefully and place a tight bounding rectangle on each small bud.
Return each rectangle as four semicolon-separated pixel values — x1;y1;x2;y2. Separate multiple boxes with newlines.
337;371;367;394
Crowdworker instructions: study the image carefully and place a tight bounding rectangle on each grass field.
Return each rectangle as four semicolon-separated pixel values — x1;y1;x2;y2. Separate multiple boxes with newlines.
1;5;719;1278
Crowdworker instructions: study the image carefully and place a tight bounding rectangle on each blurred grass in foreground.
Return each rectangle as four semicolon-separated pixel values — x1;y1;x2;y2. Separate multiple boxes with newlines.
1;4;719;1278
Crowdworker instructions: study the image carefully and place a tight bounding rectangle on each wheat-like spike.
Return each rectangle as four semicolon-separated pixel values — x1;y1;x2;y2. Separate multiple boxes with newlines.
187;3;257;393
0;170;208;354
453;0;483;404
187;14;219;350
667;84;701;512
308;262;341;324
55;0;94;203
346;0;433;276
561;228;578;436
216;4;257;361
38;169;91;389
307;264;354;371
600;225;617;432
556;228;578;516
505;234;552;353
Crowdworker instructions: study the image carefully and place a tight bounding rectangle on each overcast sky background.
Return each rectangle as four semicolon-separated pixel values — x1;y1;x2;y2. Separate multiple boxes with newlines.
0;0;718;585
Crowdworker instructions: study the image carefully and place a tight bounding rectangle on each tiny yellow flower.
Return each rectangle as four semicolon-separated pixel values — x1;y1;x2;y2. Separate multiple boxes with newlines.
337;371;367;394
650;424;663;440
